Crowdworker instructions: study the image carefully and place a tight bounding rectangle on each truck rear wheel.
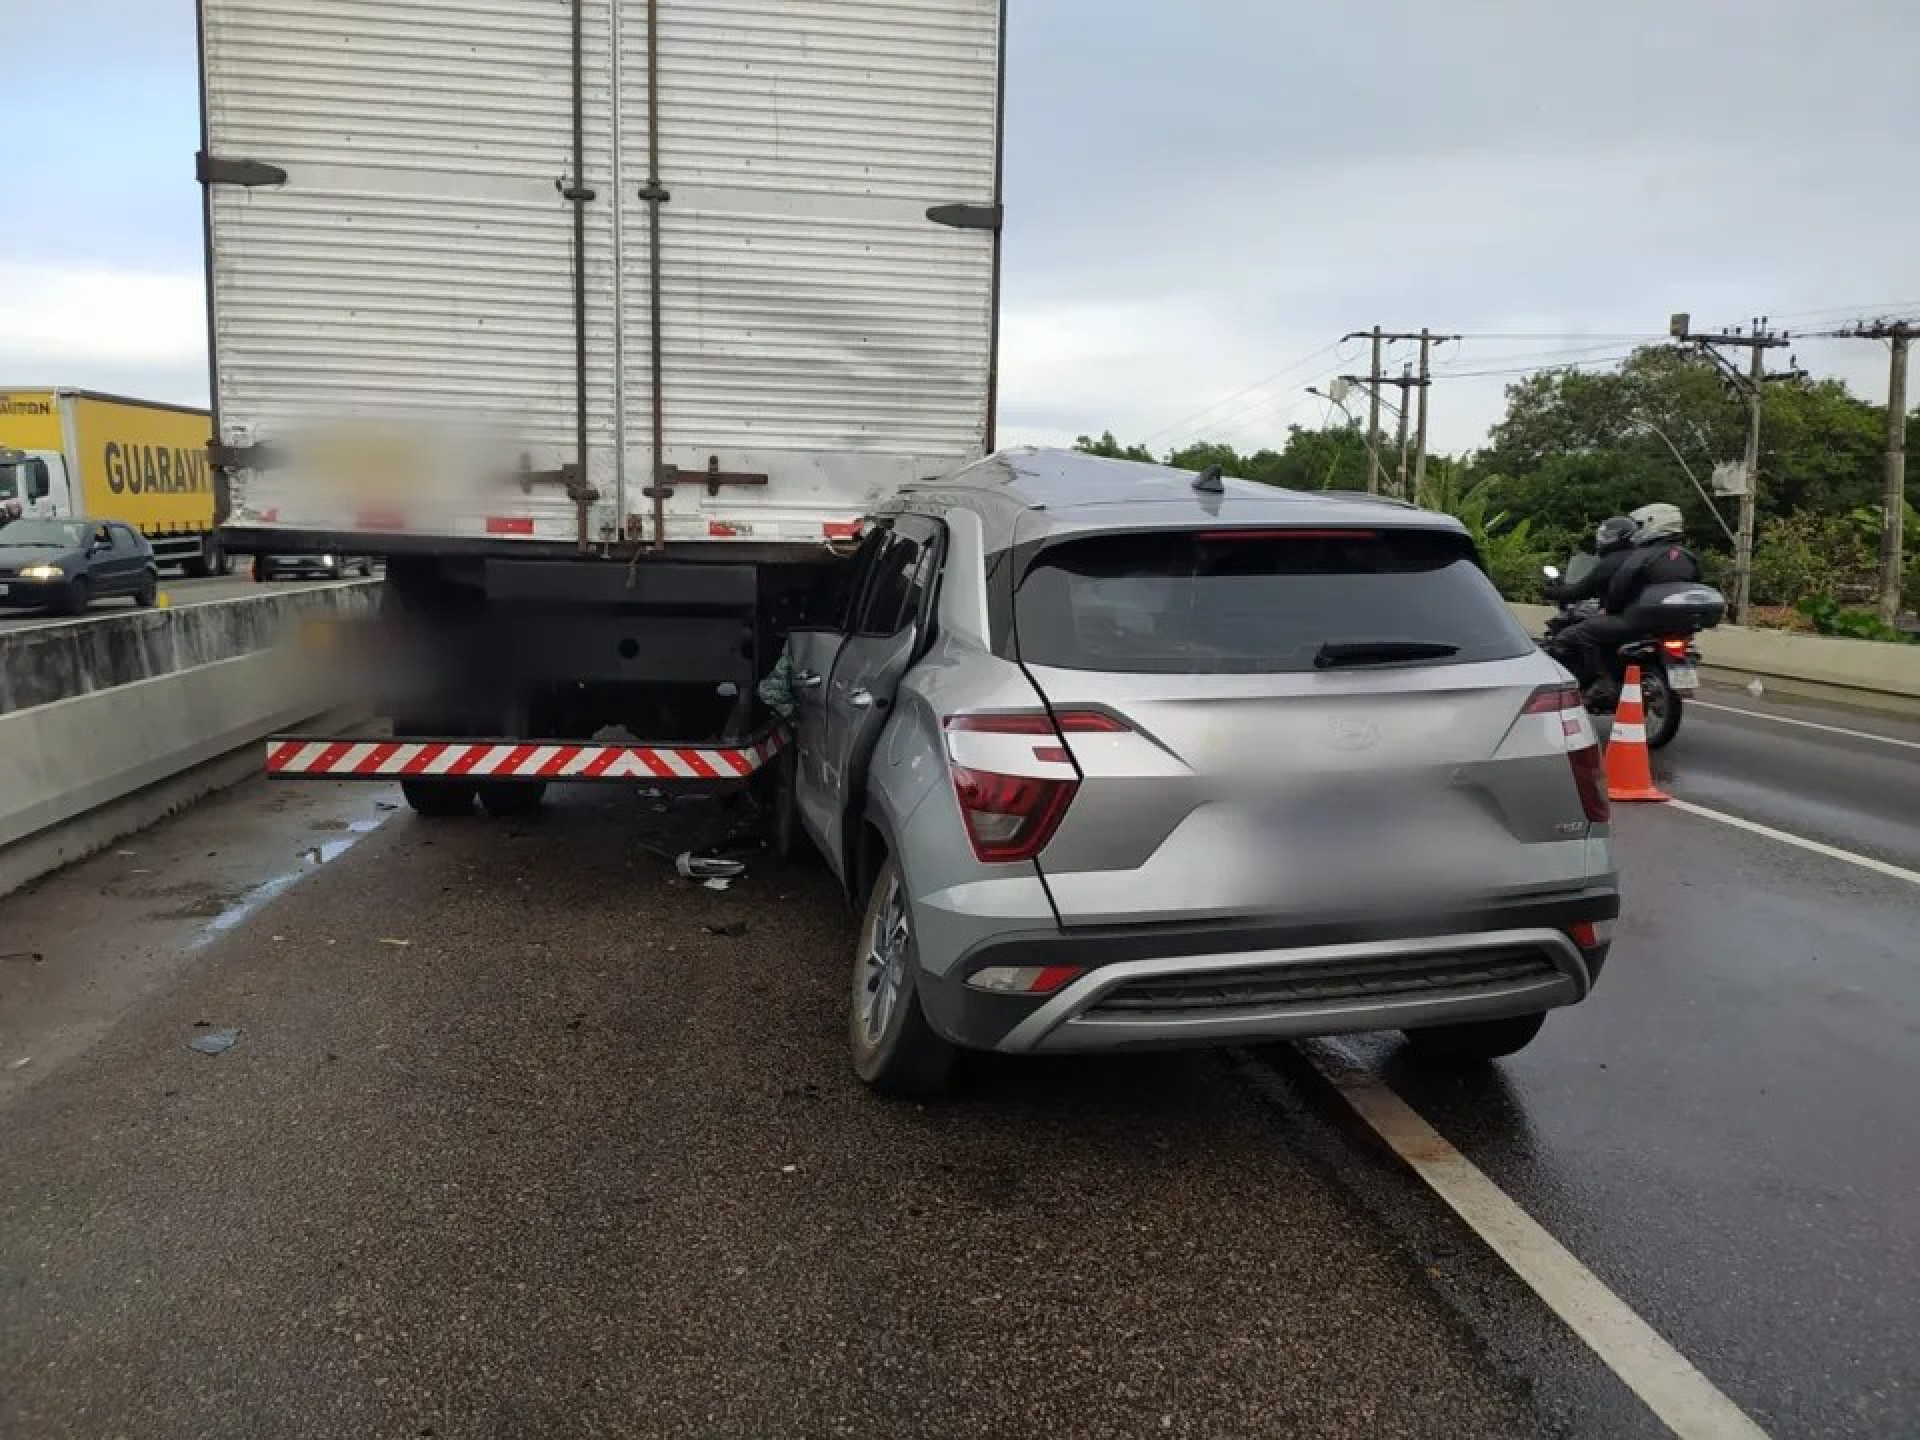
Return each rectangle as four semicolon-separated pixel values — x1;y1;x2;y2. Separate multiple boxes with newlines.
478;780;547;818
183;539;230;579
400;779;476;818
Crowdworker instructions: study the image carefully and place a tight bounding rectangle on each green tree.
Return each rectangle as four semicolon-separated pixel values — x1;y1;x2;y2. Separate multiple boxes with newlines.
1071;430;1157;463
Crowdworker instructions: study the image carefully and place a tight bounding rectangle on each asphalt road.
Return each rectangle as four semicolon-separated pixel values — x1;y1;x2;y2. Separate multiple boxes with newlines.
0;573;366;634
1;683;1914;1438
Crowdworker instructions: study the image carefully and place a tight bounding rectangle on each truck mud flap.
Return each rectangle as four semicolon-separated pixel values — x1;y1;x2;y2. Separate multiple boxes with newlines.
265;728;787;782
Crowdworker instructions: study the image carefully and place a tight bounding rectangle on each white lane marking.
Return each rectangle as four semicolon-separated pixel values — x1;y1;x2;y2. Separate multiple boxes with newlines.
1690;700;1920;752
1305;1044;1772;1440
1668;799;1920;888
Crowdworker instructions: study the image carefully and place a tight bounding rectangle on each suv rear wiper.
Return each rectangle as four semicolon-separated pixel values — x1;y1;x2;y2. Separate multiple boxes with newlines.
1313;639;1460;669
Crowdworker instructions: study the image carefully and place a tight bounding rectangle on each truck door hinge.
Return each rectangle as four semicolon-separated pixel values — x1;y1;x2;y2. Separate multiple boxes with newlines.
197;152;288;188
643;456;770;502
926;202;1002;232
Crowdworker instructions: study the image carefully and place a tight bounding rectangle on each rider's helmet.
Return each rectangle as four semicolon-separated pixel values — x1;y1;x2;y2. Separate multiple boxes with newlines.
1594;516;1637;554
1628;502;1685;544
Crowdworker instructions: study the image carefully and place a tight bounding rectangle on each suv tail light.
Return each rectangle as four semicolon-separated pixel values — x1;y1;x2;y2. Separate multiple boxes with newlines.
1524;685;1609;824
1569;743;1610;823
941;710;1123;862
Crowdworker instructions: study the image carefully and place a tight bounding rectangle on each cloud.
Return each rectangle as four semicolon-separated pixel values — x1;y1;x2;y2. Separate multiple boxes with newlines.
0;262;209;406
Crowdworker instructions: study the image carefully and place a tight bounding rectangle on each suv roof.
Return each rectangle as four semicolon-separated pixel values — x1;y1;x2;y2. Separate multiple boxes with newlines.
893;447;1457;545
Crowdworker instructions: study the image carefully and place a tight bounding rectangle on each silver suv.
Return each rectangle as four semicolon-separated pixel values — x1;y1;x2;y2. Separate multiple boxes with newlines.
787;449;1618;1095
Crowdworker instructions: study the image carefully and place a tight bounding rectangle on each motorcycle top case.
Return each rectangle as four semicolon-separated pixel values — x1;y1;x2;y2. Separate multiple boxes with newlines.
1620;581;1727;633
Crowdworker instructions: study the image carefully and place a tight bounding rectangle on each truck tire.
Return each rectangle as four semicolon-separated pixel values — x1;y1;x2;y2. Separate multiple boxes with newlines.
849;855;955;1097
478;780;547;818
1403;1012;1545;1063
400;779;476;818
183;539;230;579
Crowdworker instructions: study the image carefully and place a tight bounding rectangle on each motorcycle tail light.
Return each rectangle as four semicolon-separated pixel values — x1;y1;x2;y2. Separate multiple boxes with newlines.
1659;637;1690;658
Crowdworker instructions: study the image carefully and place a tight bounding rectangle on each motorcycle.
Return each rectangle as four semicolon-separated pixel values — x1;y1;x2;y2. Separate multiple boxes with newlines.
1538;557;1725;750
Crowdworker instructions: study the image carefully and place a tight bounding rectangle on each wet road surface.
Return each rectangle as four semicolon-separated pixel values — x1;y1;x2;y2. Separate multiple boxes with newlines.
1;682;1914;1438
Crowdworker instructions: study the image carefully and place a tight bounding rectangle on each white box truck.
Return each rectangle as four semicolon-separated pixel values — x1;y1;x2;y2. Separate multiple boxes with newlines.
199;0;1003;816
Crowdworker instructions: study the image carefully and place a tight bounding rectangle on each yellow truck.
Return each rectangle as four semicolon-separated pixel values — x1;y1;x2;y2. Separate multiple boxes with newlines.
0;389;231;575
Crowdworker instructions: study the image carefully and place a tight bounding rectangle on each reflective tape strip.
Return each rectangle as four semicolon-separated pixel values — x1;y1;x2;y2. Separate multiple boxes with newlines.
1611;722;1646;745
1620;683;1643;705
265;731;787;779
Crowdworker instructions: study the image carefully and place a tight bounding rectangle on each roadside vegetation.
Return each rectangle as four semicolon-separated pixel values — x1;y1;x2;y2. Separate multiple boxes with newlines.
1077;344;1917;637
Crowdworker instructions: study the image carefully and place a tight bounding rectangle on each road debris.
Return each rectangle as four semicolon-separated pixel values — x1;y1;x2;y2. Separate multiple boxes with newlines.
677;851;747;880
703;921;749;938
8;1056;30;1070
0;950;44;964
187;1028;242;1056
377;937;413;948
701;877;733;891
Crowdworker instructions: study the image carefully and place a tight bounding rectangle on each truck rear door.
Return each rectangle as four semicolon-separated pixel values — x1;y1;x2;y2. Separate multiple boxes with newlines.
201;1;1003;550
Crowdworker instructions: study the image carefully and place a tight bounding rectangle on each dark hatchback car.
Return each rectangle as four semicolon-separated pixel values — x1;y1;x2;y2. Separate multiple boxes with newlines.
0;517;160;615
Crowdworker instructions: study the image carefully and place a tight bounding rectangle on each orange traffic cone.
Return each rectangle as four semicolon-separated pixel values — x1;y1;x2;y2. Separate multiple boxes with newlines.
1604;665;1669;803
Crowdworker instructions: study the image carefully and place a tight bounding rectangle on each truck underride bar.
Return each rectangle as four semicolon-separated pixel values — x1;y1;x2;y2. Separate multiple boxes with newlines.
266;729;788;782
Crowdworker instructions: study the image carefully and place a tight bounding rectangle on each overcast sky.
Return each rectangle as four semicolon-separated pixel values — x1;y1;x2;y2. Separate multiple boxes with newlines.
8;1;1916;458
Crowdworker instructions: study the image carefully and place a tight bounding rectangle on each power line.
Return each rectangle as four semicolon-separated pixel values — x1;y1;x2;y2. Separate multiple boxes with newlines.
1432;341;1645;375
1137;339;1347;447
1430;350;1640;380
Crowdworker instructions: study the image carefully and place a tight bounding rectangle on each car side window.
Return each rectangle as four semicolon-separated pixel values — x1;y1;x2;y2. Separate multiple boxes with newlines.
110;525;140;551
852;517;942;638
92;525;113;550
806;524;888;632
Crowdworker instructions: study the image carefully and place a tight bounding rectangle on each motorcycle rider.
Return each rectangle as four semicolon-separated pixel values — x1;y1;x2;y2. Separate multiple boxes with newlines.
1547;503;1701;704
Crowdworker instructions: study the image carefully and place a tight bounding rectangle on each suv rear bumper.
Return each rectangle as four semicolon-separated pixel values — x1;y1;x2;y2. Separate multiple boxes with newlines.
916;886;1618;1055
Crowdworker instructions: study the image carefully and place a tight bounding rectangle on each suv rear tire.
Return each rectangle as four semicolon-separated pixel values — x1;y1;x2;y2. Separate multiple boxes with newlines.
1403;1012;1545;1062
850;855;954;1097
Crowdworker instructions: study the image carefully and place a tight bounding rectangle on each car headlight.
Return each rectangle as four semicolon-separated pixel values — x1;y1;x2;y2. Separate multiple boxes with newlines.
320;554;336;565
20;564;63;580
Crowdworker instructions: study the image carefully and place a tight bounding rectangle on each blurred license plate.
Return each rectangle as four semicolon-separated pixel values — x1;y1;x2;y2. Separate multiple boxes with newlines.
0;584;9;596
1256;779;1412;842
1667;662;1699;691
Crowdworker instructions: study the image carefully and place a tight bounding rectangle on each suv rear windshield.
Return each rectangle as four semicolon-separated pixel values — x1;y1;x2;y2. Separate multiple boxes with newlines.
1014;527;1532;673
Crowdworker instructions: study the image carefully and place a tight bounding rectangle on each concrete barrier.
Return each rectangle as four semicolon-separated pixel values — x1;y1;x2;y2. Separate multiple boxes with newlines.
0;586;374;896
1510;602;1920;717
1;582;378;714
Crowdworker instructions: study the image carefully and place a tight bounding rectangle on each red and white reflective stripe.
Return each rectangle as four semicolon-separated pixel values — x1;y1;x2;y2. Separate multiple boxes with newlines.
267;730;787;780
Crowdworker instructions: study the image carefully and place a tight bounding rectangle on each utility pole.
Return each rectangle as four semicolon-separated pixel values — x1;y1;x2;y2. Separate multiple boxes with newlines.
1337;367;1421;498
1412;328;1458;496
1671;314;1797;622
1357;326;1384;493
1835;319;1913;622
1340;328;1452;498
1394;362;1413;499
